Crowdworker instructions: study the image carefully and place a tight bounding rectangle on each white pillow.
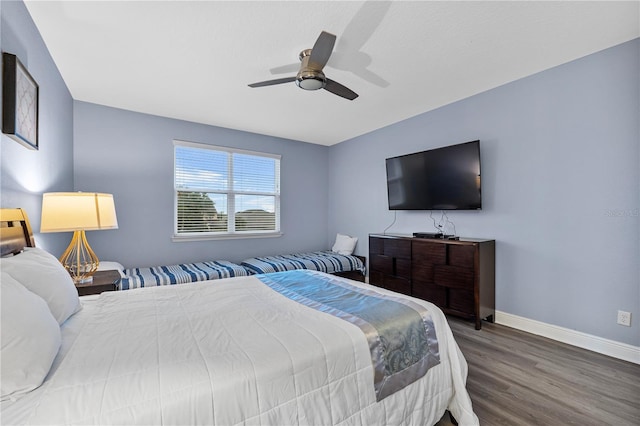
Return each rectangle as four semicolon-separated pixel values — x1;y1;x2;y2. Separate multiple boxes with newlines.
1;272;61;401
331;233;358;255
97;261;125;277
0;247;80;324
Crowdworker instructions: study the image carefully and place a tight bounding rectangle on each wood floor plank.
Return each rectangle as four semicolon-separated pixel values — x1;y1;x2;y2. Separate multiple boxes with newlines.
437;317;640;426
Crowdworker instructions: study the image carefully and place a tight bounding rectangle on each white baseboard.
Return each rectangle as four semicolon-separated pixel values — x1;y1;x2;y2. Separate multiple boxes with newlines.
495;311;640;365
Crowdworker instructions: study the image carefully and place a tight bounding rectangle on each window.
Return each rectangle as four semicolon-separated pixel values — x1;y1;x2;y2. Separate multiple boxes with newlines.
174;140;281;240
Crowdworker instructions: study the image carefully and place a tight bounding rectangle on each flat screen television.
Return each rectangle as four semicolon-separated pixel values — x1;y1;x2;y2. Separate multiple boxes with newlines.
386;140;481;210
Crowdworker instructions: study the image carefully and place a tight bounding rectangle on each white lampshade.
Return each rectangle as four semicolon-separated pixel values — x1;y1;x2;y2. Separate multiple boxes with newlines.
40;192;118;284
41;192;118;232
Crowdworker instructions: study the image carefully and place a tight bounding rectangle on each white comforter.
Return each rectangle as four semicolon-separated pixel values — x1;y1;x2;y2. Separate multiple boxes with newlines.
2;273;478;425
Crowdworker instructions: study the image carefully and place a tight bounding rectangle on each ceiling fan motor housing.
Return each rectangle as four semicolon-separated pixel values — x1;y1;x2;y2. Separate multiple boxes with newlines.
296;49;326;90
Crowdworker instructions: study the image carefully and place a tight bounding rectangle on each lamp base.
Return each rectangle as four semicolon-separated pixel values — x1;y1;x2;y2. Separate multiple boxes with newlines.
60;230;99;284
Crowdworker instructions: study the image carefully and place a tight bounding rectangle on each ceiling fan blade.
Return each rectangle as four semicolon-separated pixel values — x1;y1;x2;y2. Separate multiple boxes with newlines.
308;31;336;70
324;79;358;100
248;76;297;88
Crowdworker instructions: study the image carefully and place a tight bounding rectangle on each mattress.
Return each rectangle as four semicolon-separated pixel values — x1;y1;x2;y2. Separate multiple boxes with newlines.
119;260;248;289
1;271;478;425
242;250;366;275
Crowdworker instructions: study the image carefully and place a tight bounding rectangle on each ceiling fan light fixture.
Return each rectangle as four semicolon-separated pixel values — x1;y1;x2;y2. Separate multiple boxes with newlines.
296;73;326;91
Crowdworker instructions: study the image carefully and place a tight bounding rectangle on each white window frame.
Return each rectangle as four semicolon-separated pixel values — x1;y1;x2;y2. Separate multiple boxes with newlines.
173;140;282;241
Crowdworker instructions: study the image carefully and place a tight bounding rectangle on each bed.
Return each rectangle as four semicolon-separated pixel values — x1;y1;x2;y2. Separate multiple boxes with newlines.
119;260;250;289
0;208;478;425
241;251;366;282
119;252;364;290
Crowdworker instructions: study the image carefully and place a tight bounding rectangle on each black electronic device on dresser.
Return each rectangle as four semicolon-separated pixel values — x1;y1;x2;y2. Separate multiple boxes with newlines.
369;234;495;330
413;232;460;240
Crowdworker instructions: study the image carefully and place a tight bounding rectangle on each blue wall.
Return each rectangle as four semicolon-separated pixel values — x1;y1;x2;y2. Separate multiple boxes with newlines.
0;0;74;255
73;102;330;267
328;39;640;346
2;0;637;347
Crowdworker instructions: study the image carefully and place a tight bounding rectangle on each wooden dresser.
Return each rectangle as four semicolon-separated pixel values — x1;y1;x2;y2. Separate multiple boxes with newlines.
369;234;495;329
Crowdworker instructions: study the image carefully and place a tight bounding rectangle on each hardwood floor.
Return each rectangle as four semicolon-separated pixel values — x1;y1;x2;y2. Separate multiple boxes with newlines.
436;317;640;426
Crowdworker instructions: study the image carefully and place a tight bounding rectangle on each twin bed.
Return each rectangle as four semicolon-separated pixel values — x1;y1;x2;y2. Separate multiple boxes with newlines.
119;252;366;290
0;208;479;425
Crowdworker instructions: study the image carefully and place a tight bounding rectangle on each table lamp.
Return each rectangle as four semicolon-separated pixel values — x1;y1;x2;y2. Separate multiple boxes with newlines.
40;192;118;283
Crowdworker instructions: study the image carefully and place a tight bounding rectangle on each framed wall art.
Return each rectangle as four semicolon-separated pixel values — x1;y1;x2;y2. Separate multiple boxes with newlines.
2;52;39;150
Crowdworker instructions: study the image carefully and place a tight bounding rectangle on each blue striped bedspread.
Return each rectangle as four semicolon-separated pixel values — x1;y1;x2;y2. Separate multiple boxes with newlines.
119;261;248;290
241;250;365;276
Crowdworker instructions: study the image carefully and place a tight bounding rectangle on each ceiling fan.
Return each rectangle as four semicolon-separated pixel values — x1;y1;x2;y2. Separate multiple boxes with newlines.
248;31;359;101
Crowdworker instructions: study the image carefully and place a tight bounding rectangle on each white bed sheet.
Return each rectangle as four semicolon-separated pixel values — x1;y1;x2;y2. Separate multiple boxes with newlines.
1;273;478;425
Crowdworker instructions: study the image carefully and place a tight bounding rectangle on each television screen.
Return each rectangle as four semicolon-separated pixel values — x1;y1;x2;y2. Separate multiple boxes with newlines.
386;140;481;210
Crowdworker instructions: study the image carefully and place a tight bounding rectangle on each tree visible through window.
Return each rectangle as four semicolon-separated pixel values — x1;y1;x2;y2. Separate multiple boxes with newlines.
174;141;280;237
177;192;225;232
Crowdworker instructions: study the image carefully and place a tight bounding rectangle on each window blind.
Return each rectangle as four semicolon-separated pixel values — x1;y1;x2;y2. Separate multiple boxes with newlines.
174;140;280;237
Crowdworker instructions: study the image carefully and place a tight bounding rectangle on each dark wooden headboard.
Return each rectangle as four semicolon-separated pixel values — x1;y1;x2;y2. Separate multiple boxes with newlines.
0;208;36;256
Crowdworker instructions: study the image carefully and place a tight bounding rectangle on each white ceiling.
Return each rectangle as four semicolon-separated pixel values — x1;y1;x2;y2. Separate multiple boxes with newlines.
24;1;639;146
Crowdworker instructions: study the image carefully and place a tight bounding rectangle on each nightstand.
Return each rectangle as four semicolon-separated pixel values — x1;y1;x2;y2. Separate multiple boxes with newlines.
75;269;120;296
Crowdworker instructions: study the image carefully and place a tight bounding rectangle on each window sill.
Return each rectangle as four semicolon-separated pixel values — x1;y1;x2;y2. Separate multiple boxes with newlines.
172;232;283;242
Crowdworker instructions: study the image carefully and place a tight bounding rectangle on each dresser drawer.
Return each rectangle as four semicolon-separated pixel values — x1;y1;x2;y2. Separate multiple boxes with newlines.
370;254;393;275
434;265;474;289
369;236;384;255
449;289;474;314
412;240;446;264
383;276;411;296
449;244;476;267
412;263;436;283
412;281;446;307
395;258;412;280
384;238;411;259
